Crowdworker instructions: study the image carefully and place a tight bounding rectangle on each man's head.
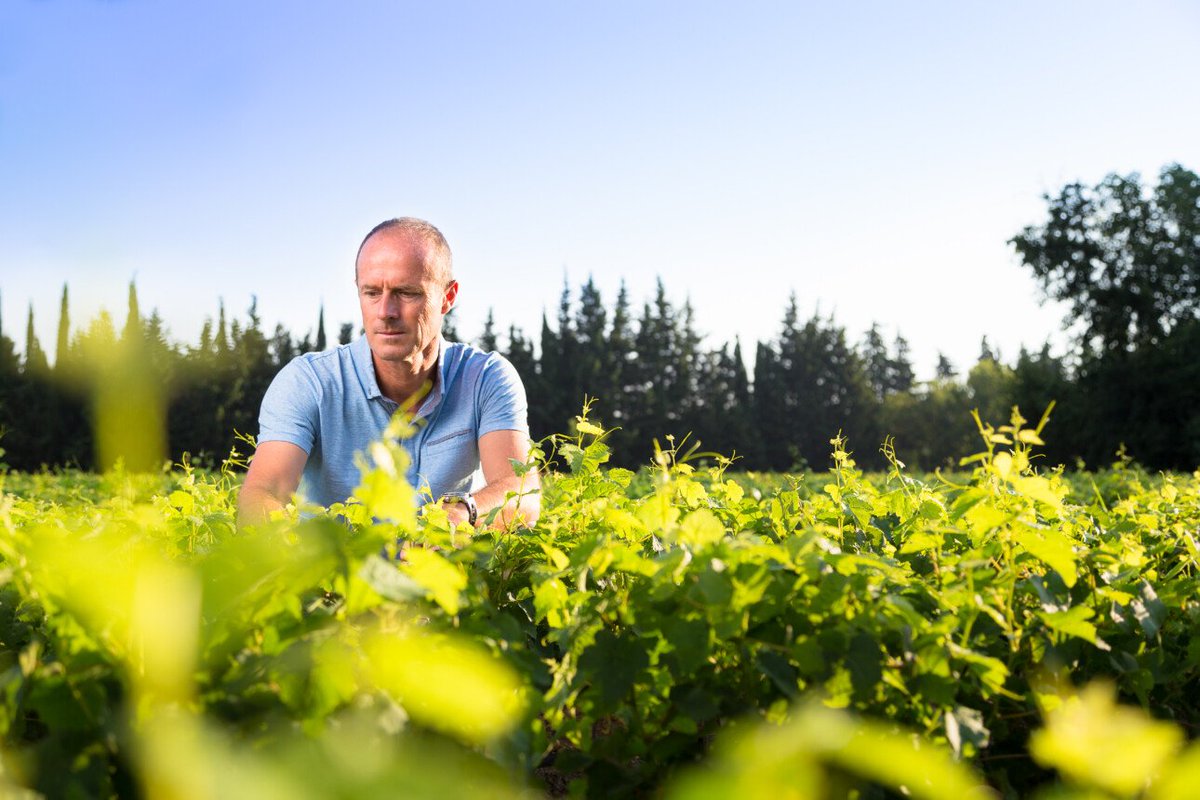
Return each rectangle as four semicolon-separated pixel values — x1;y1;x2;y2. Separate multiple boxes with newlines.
355;217;458;367
355;217;453;286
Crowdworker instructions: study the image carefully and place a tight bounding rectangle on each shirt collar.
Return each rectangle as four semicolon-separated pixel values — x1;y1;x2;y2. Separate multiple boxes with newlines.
350;335;383;400
351;334;448;414
417;336;449;419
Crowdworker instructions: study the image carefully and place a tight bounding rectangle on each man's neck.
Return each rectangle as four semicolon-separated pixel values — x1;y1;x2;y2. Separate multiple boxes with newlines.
372;338;440;406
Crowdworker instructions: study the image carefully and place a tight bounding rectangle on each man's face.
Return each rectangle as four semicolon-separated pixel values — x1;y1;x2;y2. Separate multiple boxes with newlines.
355;230;457;366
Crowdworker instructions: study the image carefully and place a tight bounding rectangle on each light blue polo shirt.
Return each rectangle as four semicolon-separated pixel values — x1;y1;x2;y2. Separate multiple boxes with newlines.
256;336;528;508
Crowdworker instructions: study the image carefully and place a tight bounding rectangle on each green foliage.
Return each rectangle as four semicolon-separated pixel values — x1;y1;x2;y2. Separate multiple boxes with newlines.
3;407;1200;797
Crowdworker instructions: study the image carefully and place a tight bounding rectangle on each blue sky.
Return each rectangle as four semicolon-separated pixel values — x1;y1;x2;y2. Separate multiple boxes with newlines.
2;0;1198;379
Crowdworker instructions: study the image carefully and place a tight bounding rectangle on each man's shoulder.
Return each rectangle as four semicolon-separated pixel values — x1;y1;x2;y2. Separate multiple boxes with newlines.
289;341;358;377
271;341;365;400
443;340;519;382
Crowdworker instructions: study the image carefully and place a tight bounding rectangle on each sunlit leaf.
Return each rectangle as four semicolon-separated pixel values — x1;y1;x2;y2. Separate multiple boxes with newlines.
1031;682;1182;796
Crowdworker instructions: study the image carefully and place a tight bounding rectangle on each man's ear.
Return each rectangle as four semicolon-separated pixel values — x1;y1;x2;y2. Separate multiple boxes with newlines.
442;280;459;314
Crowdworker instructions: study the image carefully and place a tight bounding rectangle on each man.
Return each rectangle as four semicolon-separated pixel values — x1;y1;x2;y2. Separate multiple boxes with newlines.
238;217;540;530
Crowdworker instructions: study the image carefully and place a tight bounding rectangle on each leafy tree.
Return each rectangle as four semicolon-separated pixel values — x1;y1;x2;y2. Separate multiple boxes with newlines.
1011;163;1200;354
1011;344;1076;466
882;379;975;470
338;322;354;346
966;355;1016;430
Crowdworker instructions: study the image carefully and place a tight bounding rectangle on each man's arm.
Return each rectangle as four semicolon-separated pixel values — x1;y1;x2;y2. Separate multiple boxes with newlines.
237;441;309;528
443;429;540;529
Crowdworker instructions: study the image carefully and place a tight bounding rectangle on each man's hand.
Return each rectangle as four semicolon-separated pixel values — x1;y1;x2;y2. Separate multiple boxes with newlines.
237;441;308;528
461;430;541;529
439;496;474;528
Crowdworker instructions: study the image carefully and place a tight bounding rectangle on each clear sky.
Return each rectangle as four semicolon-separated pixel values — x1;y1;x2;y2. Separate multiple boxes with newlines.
2;0;1198;379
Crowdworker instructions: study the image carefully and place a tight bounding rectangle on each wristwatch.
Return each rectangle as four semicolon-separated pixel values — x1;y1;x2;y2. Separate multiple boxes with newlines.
438;492;478;526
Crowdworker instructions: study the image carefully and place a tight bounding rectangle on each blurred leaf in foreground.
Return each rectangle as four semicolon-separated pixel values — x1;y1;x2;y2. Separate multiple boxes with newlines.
1030;681;1182;797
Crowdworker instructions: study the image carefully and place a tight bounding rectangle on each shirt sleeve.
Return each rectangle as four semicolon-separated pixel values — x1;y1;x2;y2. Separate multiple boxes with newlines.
257;357;322;453
477;354;529;437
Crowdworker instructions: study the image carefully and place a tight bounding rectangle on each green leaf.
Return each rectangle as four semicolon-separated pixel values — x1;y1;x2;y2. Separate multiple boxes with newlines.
351;468;416;525
756;649;799;699
1129;580;1167;639
577;628;649;711
1012;475;1064;514
400;548;467;615
1040;605;1109;650
1031;682;1182;797
847;632;882;700
678;508;724;550
1017;429;1045;445
899;529;943;555
359;555;426;602
607;468;635;488
1015;526;1078;587
168;490;194;516
943;706;990;759
947;643;1010;695
677;479;708;508
662;616;710;676
575;419;604;436
533;577;570;628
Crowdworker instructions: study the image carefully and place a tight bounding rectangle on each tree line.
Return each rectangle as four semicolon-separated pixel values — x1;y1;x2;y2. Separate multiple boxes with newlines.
2;163;1197;473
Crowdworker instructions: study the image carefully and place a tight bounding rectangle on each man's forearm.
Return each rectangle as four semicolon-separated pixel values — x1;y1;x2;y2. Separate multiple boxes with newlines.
237;485;288;528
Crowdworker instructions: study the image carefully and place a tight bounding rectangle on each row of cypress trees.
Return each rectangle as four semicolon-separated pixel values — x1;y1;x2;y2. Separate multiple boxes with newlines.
0;276;1190;473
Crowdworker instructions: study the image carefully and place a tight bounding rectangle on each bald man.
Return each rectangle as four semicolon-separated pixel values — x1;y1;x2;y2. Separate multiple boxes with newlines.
238;217;540;530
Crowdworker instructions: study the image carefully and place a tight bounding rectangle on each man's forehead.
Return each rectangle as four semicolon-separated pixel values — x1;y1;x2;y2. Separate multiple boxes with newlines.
356;230;448;282
356;275;429;288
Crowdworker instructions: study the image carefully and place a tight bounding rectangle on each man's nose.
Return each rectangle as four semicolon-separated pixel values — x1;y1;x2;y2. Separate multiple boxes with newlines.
379;295;401;319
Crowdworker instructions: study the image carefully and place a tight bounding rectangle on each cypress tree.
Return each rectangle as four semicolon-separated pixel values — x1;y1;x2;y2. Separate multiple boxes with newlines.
890;333;915;394
122;280;142;345
862;323;890;401
215;300;229;355
606;282;635;461
24;305;48;374
935;352;957;380
55;284;71;371
315;305;327;351
574;277;608;415
479;309;498;352
538;311;564;437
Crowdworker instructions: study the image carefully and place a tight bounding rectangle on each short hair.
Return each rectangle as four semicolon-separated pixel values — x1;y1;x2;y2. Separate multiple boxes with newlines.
355;217;453;285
